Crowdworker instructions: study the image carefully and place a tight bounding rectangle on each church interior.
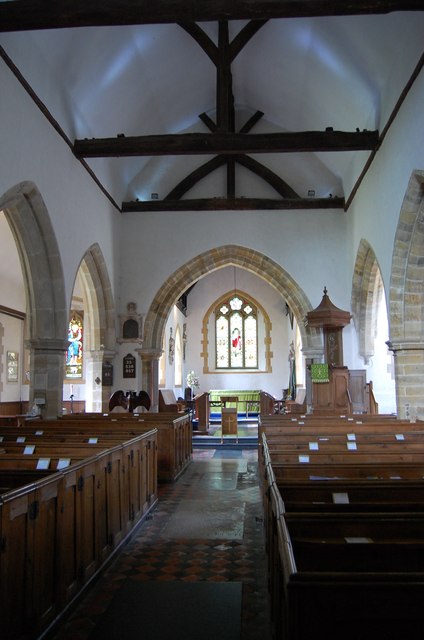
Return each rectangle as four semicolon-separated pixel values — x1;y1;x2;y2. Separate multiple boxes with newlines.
1;2;424;639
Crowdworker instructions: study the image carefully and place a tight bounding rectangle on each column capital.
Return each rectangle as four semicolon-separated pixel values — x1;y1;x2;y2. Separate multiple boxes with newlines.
135;347;163;362
26;337;69;352
386;340;424;354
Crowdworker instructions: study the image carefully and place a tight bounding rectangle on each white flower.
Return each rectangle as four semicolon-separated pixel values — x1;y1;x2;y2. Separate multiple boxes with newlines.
186;370;199;388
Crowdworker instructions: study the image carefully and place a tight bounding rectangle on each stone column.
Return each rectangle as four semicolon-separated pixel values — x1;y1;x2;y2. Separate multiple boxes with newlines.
27;337;68;419
136;348;162;411
85;349;116;413
387;341;424;420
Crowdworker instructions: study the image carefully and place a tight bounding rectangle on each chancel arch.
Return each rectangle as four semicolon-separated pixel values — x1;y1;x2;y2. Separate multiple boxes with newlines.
0;181;67;417
142;244;323;405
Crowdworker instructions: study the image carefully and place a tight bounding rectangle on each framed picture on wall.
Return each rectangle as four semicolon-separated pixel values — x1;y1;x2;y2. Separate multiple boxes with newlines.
7;351;19;382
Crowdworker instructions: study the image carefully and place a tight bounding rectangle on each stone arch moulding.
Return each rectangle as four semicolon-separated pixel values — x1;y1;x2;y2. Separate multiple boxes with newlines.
143;244;322;355
351;238;385;364
78;243;116;352
389;170;424;343
0;181;67;416
387;170;424;420
0;181;67;342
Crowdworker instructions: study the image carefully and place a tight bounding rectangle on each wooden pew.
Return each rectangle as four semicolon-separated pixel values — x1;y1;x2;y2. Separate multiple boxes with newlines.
260;425;424;639
0;429;157;640
17;412;192;482
276;512;424;640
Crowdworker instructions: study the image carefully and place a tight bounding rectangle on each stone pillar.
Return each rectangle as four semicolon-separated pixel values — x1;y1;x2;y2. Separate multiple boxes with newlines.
387;341;424;420
136;348;162;412
85;349;116;413
27;337;68;419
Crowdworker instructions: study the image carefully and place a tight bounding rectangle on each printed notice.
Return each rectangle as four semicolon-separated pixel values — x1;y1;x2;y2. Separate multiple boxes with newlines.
347;433;356;441
36;458;50;470
24;445;35;455
57;458;71;469
333;492;349;504
309;442;319;450
88;437;98;444
299;455;310;463
395;434;405;440
345;537;373;544
347;442;357;450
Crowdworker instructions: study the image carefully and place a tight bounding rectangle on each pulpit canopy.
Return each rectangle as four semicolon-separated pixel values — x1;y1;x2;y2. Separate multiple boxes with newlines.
306;287;351;328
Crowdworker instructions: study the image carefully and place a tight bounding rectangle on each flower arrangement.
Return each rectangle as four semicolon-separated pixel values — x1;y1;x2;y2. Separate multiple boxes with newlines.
186;370;199;389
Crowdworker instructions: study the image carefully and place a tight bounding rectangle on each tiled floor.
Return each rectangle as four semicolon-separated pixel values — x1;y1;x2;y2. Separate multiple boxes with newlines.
50;447;271;640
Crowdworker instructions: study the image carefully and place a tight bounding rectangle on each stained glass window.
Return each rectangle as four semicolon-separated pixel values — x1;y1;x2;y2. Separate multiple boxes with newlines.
66;312;83;378
216;295;257;369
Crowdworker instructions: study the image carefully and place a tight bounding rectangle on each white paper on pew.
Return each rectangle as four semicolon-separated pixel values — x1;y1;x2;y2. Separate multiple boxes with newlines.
103;413;108;416
291;418;298;422
347;433;356;440
347;417;354;421
395;434;405;440
133;412;139;416
24;445;35;454
309;442;319;450
355;420;363;424
35;430;43;435
299;421;305;424
347;442;357;450
300;415;306;418
57;458;71;469
333;492;349;504
16;436;26;443
37;458;50;470
0;436;3;442
340;415;346;418
345;537;373;543
299;455;310;463
88;437;98;444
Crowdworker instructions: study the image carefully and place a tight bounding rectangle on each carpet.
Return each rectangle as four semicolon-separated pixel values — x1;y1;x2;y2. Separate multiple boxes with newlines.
90;579;242;640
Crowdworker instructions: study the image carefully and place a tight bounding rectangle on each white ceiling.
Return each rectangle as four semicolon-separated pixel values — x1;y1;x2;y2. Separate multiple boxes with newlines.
1;10;423;207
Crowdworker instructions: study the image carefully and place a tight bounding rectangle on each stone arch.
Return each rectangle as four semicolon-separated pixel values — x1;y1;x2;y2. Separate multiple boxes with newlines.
0;181;67;416
389;170;424;418
78;243;116;351
77;244;116;411
0;181;66;342
351;239;385;364
390;170;424;343
143;244;322;355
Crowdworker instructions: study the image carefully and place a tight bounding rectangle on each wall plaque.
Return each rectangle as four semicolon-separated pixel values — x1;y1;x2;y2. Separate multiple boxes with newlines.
123;353;136;378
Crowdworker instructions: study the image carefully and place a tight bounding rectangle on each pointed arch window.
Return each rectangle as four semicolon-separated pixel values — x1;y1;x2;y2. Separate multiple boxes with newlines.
215;295;258;369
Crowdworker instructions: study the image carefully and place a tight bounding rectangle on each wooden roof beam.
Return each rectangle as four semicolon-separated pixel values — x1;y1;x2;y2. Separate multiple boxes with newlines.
122;196;345;212
74;130;379;158
1;1;422;32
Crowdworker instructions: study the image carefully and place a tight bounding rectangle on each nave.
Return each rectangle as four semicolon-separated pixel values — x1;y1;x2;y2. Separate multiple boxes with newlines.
49;448;271;640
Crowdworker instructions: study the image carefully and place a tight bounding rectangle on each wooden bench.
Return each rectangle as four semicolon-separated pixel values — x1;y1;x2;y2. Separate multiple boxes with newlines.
276;512;424;639
260;423;424;639
19;412;192;482
0;429;157;640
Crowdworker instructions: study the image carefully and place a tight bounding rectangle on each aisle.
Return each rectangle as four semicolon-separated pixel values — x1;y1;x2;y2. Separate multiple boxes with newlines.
50;448;271;640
